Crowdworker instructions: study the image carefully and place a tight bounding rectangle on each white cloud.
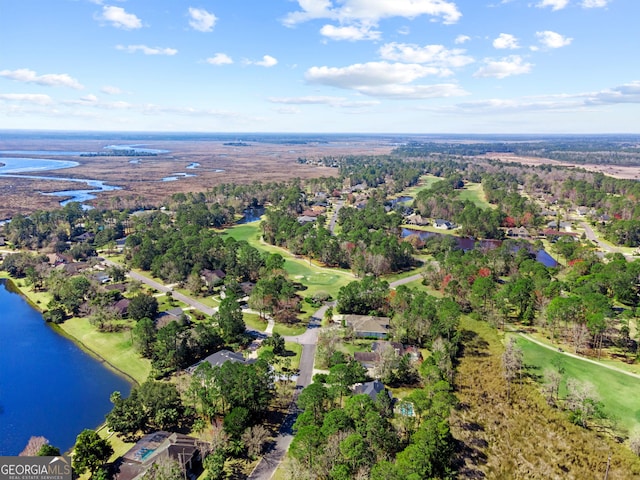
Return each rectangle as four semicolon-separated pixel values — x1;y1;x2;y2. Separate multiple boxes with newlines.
474;55;533;79
536;0;569;11
188;7;217;32
206;53;233;65
536;31;572;49
448;81;640;114
0;93;53;105
586;81;640;104
305;61;468;99
306;62;439;88
269;96;347;105
0;68;83;89
454;35;470;44
320;24;380;41
379;43;474;69
268;95;380;108
101;85;123;95
284;0;462;27
97;5;142;30
248;55;278;67
356;83;468;99
116;45;178;55
581;0;610;7
493;33;520;50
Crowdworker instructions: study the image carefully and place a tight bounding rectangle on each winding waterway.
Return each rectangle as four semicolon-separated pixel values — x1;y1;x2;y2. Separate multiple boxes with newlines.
0;157;120;207
0;279;131;455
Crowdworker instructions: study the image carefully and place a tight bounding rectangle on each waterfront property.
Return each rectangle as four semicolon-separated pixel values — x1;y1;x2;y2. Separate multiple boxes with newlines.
114;431;202;480
0;279;131;455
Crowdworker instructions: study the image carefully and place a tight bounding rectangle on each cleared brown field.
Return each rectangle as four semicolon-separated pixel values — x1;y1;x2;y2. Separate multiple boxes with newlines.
0;138;393;218
483;153;640;180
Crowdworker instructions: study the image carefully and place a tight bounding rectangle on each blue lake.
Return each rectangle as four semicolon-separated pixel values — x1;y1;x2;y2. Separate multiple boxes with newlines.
0;279;131;455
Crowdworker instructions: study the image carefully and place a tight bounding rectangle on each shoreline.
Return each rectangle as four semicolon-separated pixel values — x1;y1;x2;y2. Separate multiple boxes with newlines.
1;275;140;387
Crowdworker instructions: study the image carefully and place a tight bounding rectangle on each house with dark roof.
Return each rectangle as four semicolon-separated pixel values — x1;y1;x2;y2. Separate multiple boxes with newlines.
353;380;392;402
344;315;390;339
201;269;226;287
188;349;255;373
112;298;130;317
156;307;188;329
434;219;455;230
114;431;203;480
353;352;380;372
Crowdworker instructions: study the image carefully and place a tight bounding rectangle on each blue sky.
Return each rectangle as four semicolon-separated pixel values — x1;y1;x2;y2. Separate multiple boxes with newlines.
1;0;638;133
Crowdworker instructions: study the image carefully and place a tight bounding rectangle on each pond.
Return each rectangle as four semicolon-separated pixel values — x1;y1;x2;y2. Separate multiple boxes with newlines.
401;228;558;267
0;279;131;455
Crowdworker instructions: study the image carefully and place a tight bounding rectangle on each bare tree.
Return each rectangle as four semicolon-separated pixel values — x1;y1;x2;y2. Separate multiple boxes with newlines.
502;337;523;400
542;368;563;407
565;379;603;428
630;432;640;456
19;436;48;456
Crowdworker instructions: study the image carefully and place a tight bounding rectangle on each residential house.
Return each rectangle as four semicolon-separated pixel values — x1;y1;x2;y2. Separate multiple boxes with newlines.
201;269;226;287
353;380;392;402
114;431;203;480
297;215;317;225
156;307;188;329
434;219;455;230
344;314;390;339
353;352;380;373
405;213;430;226
546;220;573;232
188;349;255;373
90;272;111;284
506;226;530;238
112;298;130;317
74;232;95;242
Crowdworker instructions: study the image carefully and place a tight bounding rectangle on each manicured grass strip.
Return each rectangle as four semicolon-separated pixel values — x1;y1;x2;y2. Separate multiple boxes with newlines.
457;182;494;209
58;317;151;385
174;288;221;308
516;335;640;433
273;322;307;337
244;312;268;332
283;342;302;371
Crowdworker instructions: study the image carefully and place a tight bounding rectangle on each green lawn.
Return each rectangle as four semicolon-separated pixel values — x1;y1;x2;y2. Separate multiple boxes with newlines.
516;335;640;434
244;312;268;331
58;317;151;385
457;182;494;209
224;222;355;299
283;341;302;371
401;175;442;196
174;288;221;308
273;322;307;337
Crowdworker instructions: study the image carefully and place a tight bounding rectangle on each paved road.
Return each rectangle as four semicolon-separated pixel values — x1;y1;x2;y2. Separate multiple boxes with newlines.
103;259;217;316
389;272;424;289
580;221;620;256
328;199;344;234
248;303;329;480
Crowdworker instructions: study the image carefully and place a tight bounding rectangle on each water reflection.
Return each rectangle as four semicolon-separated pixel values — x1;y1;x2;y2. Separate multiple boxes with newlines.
401;227;557;267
